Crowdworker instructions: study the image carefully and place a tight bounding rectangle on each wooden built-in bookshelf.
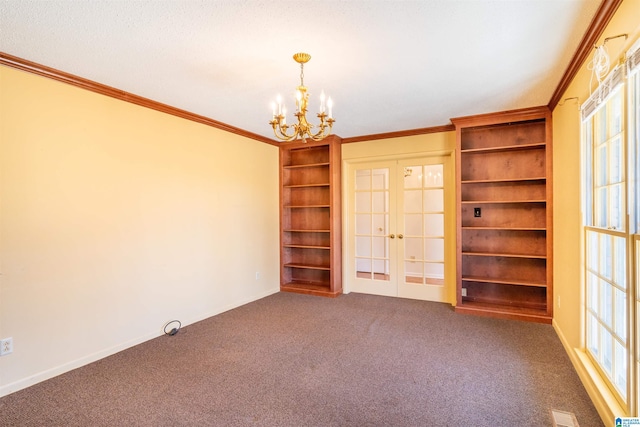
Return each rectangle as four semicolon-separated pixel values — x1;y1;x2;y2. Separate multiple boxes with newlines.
452;107;553;323
279;135;342;297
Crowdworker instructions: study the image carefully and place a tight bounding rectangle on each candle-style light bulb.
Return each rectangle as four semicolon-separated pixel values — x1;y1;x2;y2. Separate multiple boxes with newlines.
276;94;282;115
271;102;276;119
327;97;333;119
282;107;287;125
295;90;302;112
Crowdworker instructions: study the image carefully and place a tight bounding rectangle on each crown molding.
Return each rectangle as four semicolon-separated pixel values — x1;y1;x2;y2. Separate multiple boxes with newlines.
451;105;550;128
0;52;279;146
548;0;624;110
341;124;455;144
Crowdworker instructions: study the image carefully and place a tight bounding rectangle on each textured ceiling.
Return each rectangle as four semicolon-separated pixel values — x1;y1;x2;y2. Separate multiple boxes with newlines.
0;0;602;140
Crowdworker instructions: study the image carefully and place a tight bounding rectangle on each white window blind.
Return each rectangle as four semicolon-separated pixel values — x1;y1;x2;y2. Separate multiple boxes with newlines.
627;38;640;76
581;65;626;122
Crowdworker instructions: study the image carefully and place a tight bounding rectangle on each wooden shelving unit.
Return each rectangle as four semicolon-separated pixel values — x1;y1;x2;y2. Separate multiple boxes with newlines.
279;135;342;297
452;107;553;323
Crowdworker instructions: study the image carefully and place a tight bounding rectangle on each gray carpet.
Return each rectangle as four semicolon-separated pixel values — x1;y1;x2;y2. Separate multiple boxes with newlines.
0;292;603;426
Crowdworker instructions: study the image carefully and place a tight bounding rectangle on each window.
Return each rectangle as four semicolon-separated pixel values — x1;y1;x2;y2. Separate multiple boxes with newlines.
583;79;628;403
582;40;640;413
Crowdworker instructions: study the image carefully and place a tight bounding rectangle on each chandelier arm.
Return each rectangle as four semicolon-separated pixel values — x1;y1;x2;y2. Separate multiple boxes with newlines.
305;115;333;141
271;118;298;141
273;127;297;141
307;127;330;141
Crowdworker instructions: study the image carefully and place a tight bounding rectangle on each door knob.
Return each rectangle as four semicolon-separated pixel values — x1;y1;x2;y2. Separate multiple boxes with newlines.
398;234;404;239
389;234;395;239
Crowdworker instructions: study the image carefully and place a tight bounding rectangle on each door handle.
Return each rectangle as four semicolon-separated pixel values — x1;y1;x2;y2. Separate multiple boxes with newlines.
398;234;404;239
389;234;395;239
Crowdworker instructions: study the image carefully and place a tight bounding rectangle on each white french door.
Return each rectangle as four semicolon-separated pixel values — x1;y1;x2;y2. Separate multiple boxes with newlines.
346;156;449;302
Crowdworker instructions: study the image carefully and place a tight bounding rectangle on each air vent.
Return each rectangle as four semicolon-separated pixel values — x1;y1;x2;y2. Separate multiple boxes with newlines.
551;410;579;427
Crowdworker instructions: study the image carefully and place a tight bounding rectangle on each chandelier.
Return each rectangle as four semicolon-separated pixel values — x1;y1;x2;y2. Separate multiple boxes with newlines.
269;53;334;142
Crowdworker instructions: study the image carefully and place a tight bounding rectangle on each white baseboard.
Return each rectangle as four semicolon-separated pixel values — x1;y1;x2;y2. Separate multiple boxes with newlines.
0;286;279;398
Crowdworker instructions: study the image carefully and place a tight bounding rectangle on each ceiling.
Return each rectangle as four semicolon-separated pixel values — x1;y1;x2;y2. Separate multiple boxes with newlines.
0;0;602;141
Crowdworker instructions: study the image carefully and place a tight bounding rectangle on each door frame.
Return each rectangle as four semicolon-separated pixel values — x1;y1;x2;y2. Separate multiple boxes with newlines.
342;150;456;304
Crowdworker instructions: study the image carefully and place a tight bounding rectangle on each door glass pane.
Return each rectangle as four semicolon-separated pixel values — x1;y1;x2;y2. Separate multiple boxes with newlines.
372;236;387;258
355;192;371;212
424;189;444;212
356;214;371;234
404;190;422;212
372;192;387;213
405;261;422;283
372;259;388;275
356;236;371;257
372;169;388;190
424;262;444;285
355;167;390;282
356;258;372;278
405;214;422;235
424;214;444;236
372;214;387;235
403;166;422;188
355;169;371;190
402;162;445;287
424;238;444;261
424;164;443;187
405;237;423;259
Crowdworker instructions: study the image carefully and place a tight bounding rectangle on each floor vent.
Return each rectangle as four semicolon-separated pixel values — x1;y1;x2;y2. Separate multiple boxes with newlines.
551;410;579;427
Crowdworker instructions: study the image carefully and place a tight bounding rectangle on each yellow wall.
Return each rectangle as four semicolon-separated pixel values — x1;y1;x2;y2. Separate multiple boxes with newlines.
552;0;640;420
0;65;280;396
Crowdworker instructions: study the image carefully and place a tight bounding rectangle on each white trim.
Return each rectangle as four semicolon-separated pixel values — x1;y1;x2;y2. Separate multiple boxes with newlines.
553;319;626;424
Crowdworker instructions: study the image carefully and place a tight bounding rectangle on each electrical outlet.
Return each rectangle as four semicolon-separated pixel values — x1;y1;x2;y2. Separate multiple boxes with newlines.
473;207;481;217
255;271;260;281
0;338;13;356
461;288;467;297
557;295;561;308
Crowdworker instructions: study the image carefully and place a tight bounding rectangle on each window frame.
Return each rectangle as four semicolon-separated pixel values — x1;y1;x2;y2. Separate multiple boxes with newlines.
582;66;631;408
